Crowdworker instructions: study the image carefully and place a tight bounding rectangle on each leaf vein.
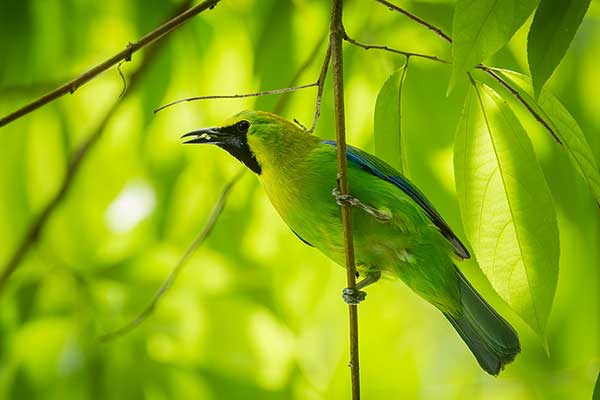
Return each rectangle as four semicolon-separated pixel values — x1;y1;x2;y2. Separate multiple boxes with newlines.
473;83;542;331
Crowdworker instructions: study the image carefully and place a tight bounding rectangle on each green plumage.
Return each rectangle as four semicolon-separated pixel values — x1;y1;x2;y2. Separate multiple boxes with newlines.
185;110;520;375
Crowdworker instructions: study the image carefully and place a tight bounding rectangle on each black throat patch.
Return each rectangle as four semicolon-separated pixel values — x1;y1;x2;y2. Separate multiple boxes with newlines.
218;124;261;174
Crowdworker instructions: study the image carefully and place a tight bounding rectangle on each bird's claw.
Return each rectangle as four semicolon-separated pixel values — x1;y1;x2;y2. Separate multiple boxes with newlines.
332;187;356;207
331;187;392;222
342;287;367;305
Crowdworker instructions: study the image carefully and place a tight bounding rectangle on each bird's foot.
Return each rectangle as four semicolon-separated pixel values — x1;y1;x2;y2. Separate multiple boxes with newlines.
342;287;367;305
332;187;358;207
331;187;392;222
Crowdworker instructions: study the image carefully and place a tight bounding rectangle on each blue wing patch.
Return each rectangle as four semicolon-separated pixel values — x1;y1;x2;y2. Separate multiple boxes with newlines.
322;140;470;260
291;228;313;247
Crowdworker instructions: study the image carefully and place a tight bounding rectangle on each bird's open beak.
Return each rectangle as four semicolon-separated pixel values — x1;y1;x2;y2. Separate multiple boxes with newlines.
181;121;262;174
181;127;226;145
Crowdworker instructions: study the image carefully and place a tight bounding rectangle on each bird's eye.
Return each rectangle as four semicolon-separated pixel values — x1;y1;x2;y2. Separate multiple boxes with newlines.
236;120;250;133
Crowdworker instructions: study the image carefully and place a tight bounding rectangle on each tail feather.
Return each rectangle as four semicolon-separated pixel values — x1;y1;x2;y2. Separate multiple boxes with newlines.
444;267;520;375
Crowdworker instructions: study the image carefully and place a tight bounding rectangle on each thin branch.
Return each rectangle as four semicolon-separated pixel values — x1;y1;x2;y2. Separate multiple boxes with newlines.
477;66;562;144
98;169;244;342
0;2;193;294
330;0;360;399
374;0;452;44
343;29;449;64
100;22;329;344
308;43;331;133
373;0;563;145
154;83;317;113
273;32;327;115
0;0;221;128
155;41;331;134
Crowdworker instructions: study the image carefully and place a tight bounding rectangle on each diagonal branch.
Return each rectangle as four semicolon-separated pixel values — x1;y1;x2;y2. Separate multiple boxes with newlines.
98;169;244;342
0;0;221;128
330;0;361;398
0;81;66;97
373;0;562;146
476;66;562;144
342;29;449;64
271;32;330;133
154;83;318;113
100;34;332;341
155;42;331;134
374;0;452;44
273;32;327;115
307;43;331;133
0;1;194;294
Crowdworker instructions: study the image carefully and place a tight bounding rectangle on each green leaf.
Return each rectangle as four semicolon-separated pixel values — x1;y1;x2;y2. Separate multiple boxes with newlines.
454;82;559;335
527;0;591;97
491;69;600;205
594;371;600;400
451;0;538;88
373;64;408;174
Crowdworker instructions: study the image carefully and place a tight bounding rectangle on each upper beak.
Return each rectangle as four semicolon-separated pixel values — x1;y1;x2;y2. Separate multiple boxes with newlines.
181;127;224;144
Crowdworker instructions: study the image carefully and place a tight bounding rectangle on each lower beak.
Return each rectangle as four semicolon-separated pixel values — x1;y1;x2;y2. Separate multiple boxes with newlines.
181;127;223;144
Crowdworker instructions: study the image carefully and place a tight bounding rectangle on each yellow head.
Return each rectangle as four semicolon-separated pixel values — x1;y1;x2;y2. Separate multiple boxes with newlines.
182;110;319;174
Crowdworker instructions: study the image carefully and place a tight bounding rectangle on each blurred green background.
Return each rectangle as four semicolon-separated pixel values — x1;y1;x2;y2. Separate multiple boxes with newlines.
1;0;599;399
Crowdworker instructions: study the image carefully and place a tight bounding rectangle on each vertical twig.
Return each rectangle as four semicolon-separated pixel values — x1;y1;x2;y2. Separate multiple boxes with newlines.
308;44;331;133
330;0;360;398
273;32;327;115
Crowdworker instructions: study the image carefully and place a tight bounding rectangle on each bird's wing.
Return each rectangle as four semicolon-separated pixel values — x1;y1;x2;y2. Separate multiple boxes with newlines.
322;140;470;260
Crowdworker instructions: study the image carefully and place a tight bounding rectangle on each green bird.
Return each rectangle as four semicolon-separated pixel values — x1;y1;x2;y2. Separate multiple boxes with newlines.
182;110;520;375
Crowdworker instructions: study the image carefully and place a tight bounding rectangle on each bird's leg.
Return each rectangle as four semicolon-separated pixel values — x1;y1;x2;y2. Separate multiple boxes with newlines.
342;271;381;305
332;187;392;222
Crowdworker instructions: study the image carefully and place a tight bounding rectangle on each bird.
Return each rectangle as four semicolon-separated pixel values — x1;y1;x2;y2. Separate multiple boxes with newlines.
181;110;520;375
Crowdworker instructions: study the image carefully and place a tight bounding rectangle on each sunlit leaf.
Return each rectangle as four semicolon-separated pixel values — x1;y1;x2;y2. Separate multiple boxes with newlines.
451;0;538;89
527;0;591;97
373;64;408;174
488;69;600;205
454;83;559;335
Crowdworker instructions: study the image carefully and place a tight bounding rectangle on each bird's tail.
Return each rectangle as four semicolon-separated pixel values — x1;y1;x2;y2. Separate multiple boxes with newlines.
444;267;521;375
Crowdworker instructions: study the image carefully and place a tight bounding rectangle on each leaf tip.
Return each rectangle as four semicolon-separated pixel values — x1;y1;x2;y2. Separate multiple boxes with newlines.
541;334;550;357
447;72;458;97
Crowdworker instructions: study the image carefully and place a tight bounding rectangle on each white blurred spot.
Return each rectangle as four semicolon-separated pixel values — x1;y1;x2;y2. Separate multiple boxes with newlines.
106;180;156;233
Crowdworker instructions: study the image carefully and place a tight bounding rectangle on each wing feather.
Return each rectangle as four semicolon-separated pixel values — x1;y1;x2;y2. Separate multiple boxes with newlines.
322;140;470;260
